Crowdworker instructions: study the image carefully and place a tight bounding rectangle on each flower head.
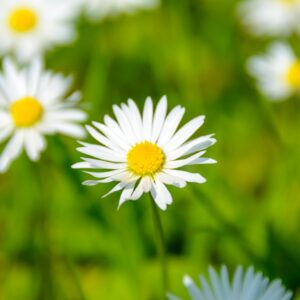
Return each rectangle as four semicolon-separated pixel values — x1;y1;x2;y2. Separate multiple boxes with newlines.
0;0;80;62
73;96;216;210
81;0;159;21
247;42;300;101
168;265;293;300
0;58;87;172
238;0;300;36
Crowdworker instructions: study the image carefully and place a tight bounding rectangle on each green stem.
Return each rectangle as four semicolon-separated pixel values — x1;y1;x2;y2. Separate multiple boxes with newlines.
150;195;169;297
191;186;261;263
34;164;53;300
256;96;285;148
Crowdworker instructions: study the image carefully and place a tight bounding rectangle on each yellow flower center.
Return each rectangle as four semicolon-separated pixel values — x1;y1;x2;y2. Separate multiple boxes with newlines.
286;61;300;88
280;0;296;5
11;97;43;127
8;8;38;33
127;141;165;176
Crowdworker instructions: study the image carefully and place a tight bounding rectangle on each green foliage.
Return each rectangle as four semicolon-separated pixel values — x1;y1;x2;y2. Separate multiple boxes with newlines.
0;0;300;299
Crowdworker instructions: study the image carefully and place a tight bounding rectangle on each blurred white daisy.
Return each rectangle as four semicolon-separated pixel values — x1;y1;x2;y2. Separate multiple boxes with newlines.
81;0;159;21
238;0;300;36
247;42;300;101
0;59;87;173
0;0;79;62
73;96;216;210
168;265;293;300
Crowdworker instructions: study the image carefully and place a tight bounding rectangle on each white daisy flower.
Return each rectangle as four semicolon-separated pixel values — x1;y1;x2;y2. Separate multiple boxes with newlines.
73;96;216;210
247;42;300;101
0;58;87;173
168;265;293;300
0;0;79;62
238;0;300;36
81;0;159;21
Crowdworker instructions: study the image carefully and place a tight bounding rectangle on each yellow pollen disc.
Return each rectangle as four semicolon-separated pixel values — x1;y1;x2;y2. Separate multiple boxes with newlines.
286;61;300;88
11;97;43;127
280;0;296;4
127;141;165;176
8;8;37;33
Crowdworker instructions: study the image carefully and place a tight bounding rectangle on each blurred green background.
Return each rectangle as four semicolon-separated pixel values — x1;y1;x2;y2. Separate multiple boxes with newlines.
0;0;300;299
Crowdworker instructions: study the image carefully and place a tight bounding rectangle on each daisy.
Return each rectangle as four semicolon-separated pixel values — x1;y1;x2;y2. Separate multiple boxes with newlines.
0;58;87;173
73;96;216;210
238;0;300;36
0;0;79;62
168;265;293;300
247;42;300;101
81;0;159;21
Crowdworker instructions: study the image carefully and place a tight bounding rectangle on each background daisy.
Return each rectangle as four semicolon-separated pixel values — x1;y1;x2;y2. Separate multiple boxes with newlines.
0;59;86;172
81;0;159;21
238;0;300;36
0;0;80;62
247;42;300;101
73;96;216;210
168;265;293;300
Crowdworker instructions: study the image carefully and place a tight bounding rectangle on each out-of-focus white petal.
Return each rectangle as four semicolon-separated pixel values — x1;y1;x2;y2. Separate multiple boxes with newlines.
169;266;292;300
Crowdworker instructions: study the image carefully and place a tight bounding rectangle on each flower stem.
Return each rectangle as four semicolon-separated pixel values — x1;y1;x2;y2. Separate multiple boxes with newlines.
30;163;54;300
150;195;169;297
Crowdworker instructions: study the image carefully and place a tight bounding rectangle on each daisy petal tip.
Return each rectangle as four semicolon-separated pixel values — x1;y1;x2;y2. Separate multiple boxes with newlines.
84;124;92;130
145;96;153;104
71;163;81;169
183;275;194;286
117;200;127;211
82;180;98;186
161;205;168;211
160;95;168;102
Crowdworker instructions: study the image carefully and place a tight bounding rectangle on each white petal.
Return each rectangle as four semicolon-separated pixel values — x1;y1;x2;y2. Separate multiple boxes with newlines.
95;119;131;150
24;130;46;161
0;125;13;143
165;151;206;169
53;122;86;138
151;95;167;143
84;169;127;179
49;109;87;122
165;170;206;184
128;99;143;139
208;267;224;299
150;180;173;210
220;266;231;300
102;182;129;198
142;97;153;141
113;104;136;143
164;116;205;152
121;102;142;141
183;275;204;299
157;106;185;147
199;275;215;299
26;59;43;96
86;125;124;152
118;183;135;209
166;293;181;300
0;131;25;172
128;177;148;200
167;135;216;161
72;161;92;169
155;172;186;188
77;143;126;162
232;266;244;299
141;176;152;192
